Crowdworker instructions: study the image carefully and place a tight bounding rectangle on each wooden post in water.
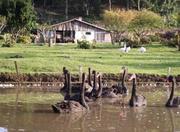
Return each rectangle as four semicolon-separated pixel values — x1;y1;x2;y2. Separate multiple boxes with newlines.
79;65;82;82
88;67;92;86
14;61;20;105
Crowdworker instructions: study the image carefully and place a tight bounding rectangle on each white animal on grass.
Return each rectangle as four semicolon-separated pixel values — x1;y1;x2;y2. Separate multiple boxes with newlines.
125;46;131;53
119;43;127;52
139;47;146;53
119;43;131;53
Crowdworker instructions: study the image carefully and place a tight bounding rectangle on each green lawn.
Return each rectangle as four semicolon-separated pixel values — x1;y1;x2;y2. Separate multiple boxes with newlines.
0;43;179;75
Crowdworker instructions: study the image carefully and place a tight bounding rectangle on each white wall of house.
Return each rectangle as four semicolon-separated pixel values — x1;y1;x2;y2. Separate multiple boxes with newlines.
75;31;95;42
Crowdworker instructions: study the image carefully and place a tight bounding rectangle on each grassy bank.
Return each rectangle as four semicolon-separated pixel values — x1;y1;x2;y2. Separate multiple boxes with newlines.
0;43;179;75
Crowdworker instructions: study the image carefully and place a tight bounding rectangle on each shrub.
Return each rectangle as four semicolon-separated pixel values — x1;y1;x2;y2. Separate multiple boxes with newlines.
77;40;91;49
1;34;14;47
0;35;4;40
148;35;160;42
17;35;32;44
140;36;151;44
161;38;176;47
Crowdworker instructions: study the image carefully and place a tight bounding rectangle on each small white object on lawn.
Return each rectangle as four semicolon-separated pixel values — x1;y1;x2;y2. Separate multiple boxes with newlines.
139;47;146;53
125;46;131;53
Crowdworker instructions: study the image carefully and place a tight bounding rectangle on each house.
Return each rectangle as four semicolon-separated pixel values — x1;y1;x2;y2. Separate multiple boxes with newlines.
34;17;111;44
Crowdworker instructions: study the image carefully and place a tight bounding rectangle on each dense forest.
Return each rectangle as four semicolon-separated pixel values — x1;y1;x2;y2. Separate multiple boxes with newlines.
31;0;180;23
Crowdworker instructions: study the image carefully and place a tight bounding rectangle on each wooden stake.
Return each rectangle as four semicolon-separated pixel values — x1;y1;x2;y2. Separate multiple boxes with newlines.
14;61;20;106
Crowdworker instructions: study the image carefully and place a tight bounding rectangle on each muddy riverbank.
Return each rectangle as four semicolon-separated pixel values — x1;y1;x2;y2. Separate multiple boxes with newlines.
0;72;180;82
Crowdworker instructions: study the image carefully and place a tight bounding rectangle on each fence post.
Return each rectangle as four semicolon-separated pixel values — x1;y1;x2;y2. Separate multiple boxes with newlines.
14;61;20;106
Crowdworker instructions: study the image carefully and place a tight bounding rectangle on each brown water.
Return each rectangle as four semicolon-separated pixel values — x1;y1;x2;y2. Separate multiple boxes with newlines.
0;88;180;132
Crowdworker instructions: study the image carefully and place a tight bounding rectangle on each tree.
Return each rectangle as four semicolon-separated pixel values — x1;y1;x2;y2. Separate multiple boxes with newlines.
103;10;137;44
109;0;112;11
65;0;69;20
0;15;6;34
0;0;36;42
129;10;164;45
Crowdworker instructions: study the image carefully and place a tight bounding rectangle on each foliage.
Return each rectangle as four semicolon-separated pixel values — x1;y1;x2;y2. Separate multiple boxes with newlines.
178;13;180;27
160;30;180;51
0;35;4;40
77;40;91;49
130;10;164;30
1;34;14;47
174;12;180;27
0;0;36;41
128;10;164;46
0;15;6;33
161;38;176;47
17;35;32;44
103;10;138;32
148;35;160;42
103;9;138;44
122;34;151;48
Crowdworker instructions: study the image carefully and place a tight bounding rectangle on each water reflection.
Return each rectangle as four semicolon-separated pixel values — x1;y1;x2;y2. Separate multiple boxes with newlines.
0;89;180;132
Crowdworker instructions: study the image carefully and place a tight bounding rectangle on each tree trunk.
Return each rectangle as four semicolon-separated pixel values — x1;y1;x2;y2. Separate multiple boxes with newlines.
0;25;6;34
109;0;112;11
84;0;89;16
137;0;141;10
43;0;46;8
65;0;68;20
126;0;129;10
110;32;115;45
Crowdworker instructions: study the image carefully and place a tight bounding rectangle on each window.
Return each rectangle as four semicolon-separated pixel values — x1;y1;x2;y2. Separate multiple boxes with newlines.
86;32;91;35
96;33;105;42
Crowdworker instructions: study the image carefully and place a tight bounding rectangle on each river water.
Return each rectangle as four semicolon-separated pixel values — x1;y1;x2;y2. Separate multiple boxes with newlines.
0;88;180;132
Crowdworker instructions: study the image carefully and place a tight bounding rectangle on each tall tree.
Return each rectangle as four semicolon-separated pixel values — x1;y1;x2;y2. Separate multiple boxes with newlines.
103;10;137;44
109;0;112;11
65;0;68;20
129;10;164;46
0;0;36;41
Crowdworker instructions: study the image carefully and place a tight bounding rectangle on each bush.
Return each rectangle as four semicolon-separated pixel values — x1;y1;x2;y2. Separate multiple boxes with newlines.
0;35;4;40
1;34;14;47
140;36;151;44
148;35;160;42
161;38;176;47
77;40;91;49
17;35;32;44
